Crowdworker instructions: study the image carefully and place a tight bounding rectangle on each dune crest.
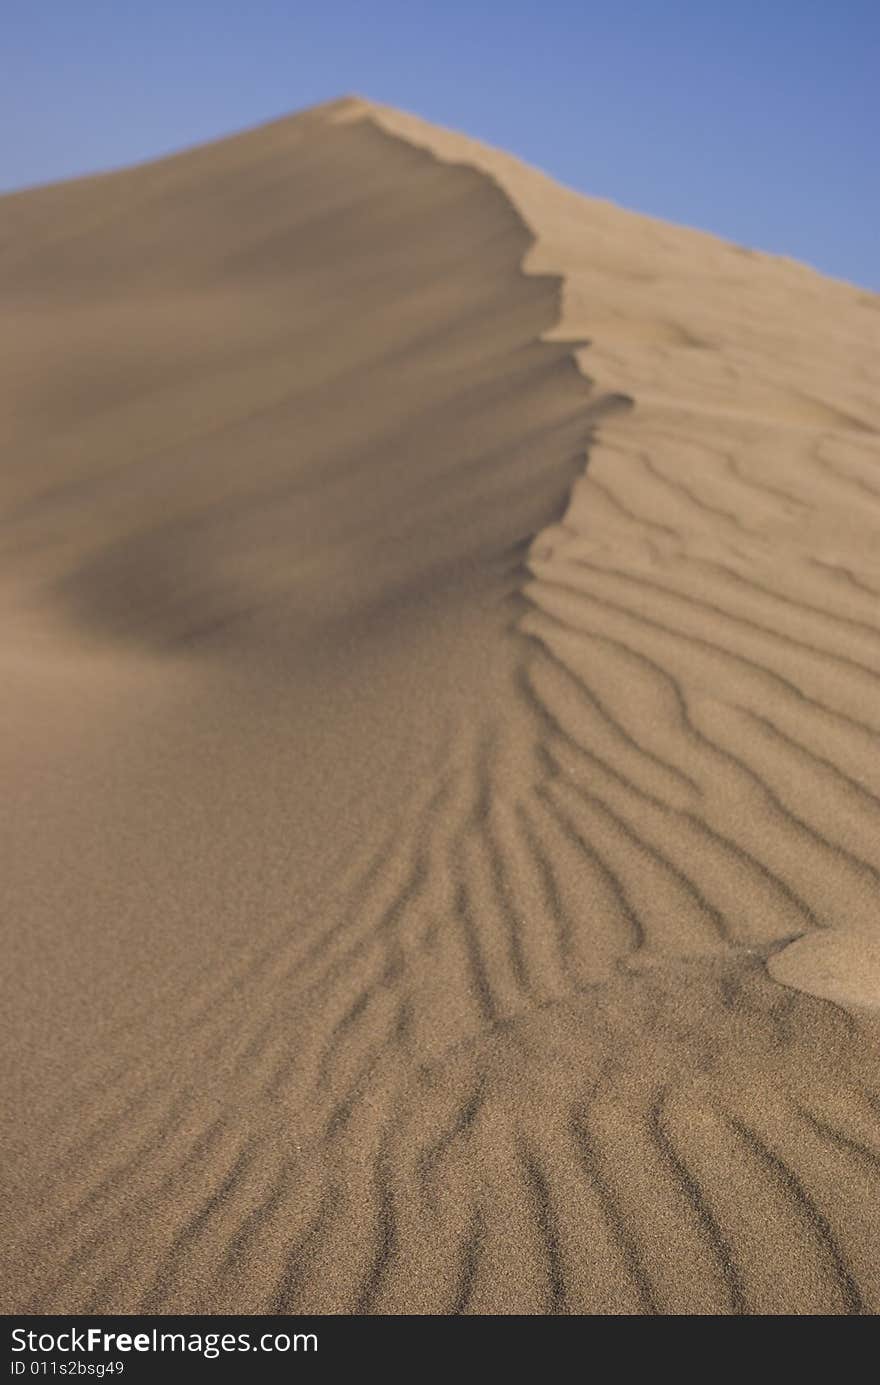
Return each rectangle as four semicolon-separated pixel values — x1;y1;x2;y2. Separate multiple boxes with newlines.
1;98;879;1315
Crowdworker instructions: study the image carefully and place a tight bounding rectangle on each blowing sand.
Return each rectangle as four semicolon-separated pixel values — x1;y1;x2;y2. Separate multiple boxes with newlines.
1;96;879;1314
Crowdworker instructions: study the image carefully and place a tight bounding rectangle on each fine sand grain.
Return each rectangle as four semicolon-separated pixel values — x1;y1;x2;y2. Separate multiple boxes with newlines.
1;97;879;1314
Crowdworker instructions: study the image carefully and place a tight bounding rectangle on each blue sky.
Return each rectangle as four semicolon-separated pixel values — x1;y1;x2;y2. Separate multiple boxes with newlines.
3;1;878;288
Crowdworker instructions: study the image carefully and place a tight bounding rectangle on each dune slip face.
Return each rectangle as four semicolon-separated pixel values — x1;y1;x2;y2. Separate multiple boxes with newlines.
1;96;879;1315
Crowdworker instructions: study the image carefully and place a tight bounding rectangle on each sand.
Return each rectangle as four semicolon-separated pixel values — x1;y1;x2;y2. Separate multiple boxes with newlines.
1;95;879;1315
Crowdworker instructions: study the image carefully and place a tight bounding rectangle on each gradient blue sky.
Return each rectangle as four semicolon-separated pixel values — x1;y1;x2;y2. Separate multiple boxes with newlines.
4;1;878;288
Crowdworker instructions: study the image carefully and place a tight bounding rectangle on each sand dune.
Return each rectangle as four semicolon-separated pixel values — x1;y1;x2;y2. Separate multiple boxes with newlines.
1;96;879;1314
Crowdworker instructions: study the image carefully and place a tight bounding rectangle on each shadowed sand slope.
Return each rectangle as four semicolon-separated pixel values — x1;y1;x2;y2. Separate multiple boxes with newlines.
1;97;879;1315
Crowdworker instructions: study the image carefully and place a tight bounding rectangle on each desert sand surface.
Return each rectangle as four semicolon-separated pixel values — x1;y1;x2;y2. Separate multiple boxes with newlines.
2;96;880;1315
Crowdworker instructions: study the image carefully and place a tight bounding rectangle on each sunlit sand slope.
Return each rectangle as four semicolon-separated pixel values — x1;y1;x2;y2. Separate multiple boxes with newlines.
1;97;879;1314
